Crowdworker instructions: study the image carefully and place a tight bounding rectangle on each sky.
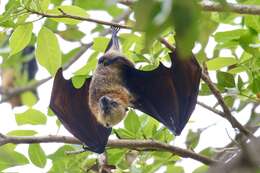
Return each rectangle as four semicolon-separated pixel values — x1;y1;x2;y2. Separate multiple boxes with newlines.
0;0;259;173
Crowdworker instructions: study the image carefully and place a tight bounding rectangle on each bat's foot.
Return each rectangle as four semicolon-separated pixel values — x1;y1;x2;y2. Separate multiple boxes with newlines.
82;145;91;151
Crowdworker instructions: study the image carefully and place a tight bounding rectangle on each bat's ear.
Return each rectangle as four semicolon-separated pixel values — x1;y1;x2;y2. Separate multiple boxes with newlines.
104;27;120;53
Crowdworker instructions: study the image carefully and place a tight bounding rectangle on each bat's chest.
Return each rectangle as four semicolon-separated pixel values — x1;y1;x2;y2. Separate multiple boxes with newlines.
91;65;122;87
88;65;131;110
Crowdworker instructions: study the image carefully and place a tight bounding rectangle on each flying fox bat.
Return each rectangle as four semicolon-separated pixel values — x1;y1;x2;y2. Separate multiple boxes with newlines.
50;27;202;154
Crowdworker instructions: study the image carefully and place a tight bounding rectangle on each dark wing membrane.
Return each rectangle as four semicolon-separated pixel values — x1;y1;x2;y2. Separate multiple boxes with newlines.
123;51;201;135
50;68;111;153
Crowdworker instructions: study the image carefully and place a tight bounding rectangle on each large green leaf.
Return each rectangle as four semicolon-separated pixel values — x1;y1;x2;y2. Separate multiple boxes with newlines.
206;57;237;70
9;23;33;56
214;29;247;42
28;144;46;168
7;130;37;136
15;108;47;125
0;144;29;171
124;110;141;134
36;26;61;76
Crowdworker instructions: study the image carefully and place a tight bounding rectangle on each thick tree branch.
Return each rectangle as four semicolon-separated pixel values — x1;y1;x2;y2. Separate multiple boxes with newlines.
120;0;260;15
0;134;218;165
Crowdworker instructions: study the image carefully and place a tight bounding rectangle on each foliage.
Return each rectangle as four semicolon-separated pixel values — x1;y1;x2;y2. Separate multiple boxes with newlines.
0;0;259;173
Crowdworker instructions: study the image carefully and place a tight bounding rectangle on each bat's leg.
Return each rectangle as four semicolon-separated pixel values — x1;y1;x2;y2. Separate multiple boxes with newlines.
111;26;120;50
104;27;120;53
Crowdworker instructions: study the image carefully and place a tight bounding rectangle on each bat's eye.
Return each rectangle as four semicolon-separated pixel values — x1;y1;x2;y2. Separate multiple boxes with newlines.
106;123;110;127
111;101;118;107
98;57;105;64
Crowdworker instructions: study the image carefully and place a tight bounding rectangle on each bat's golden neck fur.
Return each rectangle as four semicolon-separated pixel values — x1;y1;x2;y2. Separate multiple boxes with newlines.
88;55;134;127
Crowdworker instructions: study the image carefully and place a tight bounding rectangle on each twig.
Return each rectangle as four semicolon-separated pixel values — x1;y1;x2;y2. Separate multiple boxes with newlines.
26;8;132;30
197;101;225;117
0;134;218;165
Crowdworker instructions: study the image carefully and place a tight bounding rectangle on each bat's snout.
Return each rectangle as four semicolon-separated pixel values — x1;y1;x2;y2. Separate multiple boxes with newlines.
99;96;112;114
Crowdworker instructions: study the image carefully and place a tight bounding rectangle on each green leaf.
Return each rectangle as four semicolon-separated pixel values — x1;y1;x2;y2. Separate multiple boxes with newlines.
142;116;159;138
47;6;88;25
223;95;235;108
0;144;29;171
252;76;260;94
28;144;46;168
7;130;37;136
172;0;200;57
186;130;200;149
48;145;75;161
217;71;235;88
36;26;61;76
143;160;164;173
214;29;247;42
114;128;136;139
245;16;260;32
58;27;84;42
21;91;38;107
199;147;215;158
73;0;123;17
237;75;244;91
15;108;47;125
39;0;50;12
71;75;87;89
107;149;127;165
193;165;208;173
206;57;237;70
199;83;211;96
166;165;184;173
93;37;110;52
124;110;141;134
62;47;80;65
9;23;33;56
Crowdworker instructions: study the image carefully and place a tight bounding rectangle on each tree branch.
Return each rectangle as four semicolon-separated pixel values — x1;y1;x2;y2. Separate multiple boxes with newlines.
0;133;218;165
119;0;260;15
201;73;254;138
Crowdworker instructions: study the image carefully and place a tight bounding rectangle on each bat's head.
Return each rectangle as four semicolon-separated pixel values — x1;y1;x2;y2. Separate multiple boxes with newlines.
97;95;128;127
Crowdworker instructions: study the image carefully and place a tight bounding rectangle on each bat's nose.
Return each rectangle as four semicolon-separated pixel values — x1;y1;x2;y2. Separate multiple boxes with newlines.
99;96;111;114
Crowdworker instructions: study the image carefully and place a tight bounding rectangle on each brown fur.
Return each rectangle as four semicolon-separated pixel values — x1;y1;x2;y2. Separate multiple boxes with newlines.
89;55;134;126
